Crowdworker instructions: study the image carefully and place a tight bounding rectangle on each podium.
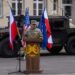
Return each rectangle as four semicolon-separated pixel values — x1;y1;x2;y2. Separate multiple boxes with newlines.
24;38;42;74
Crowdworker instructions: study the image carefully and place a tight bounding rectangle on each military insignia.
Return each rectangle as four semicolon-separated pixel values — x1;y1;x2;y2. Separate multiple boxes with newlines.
25;44;40;57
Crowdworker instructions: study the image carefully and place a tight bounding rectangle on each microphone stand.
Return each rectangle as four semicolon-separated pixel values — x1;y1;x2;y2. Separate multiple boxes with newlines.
8;40;23;74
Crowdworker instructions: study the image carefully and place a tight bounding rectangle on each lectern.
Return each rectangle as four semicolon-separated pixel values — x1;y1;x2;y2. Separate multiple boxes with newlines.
25;37;42;74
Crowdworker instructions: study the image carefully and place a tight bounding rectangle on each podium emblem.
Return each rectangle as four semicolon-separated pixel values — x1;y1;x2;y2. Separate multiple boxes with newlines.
25;44;40;57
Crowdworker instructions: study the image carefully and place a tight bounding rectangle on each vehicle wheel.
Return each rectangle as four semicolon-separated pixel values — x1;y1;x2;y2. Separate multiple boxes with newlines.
47;46;62;54
64;36;75;55
0;38;18;57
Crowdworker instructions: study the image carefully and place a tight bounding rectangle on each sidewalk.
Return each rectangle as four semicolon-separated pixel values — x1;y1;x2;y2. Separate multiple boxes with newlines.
1;54;75;75
29;72;75;75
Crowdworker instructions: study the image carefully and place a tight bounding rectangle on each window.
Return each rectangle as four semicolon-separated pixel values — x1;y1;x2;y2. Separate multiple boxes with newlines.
38;3;43;15
12;0;22;16
12;3;16;15
53;0;57;10
0;0;3;17
33;0;43;16
63;0;72;4
64;6;71;17
62;0;72;18
33;3;36;15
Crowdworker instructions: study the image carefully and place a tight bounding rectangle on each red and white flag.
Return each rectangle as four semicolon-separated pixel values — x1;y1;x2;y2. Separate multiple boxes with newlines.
44;8;53;49
9;10;18;49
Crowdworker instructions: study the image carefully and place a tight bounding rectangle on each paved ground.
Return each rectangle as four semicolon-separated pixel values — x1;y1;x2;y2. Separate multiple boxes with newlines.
0;53;75;75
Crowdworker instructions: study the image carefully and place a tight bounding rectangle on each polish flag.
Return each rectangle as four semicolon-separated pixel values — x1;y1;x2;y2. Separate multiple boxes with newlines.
9;10;18;49
44;9;53;49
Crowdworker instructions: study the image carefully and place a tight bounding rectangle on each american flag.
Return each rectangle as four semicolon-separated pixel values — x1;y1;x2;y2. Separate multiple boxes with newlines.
22;7;30;47
23;8;30;33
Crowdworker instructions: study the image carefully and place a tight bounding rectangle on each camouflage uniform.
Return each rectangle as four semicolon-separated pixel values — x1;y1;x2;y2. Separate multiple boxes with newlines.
23;26;43;72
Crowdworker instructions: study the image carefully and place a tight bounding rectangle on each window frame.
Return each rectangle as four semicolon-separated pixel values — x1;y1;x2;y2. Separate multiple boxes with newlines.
33;0;43;16
63;0;72;4
12;0;23;16
62;0;72;18
53;0;57;10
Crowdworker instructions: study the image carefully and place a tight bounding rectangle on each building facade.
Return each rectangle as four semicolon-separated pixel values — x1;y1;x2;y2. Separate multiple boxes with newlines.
72;1;75;24
0;0;72;28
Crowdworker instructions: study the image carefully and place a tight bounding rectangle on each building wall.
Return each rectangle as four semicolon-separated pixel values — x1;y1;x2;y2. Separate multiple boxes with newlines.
0;1;8;28
47;0;53;15
58;0;62;16
0;0;13;28
25;0;33;15
0;0;72;28
0;0;34;28
47;0;62;16
72;0;75;24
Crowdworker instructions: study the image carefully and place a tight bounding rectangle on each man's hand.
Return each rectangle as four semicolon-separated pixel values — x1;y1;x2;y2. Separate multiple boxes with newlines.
21;39;26;47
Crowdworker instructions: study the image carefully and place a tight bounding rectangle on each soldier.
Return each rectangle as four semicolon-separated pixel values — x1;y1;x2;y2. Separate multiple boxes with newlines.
22;20;43;73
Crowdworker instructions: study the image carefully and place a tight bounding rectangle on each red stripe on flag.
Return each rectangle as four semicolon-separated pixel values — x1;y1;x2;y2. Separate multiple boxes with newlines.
9;10;18;49
45;19;51;36
47;43;53;49
11;21;18;41
10;42;12;49
44;9;53;49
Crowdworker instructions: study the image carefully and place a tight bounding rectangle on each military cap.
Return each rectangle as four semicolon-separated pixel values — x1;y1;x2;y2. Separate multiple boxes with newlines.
31;20;37;25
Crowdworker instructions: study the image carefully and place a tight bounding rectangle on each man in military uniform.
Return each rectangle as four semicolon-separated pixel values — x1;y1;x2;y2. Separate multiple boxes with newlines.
22;20;43;73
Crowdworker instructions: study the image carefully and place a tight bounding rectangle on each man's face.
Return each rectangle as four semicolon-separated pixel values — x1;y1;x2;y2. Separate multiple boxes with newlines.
31;24;37;30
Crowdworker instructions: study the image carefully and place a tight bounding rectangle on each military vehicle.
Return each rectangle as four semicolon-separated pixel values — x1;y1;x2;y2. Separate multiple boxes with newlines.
0;16;75;57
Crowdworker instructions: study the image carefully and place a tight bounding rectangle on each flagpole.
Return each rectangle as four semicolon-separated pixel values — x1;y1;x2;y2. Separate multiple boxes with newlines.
44;0;46;8
6;0;23;74
6;0;12;10
17;0;22;72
